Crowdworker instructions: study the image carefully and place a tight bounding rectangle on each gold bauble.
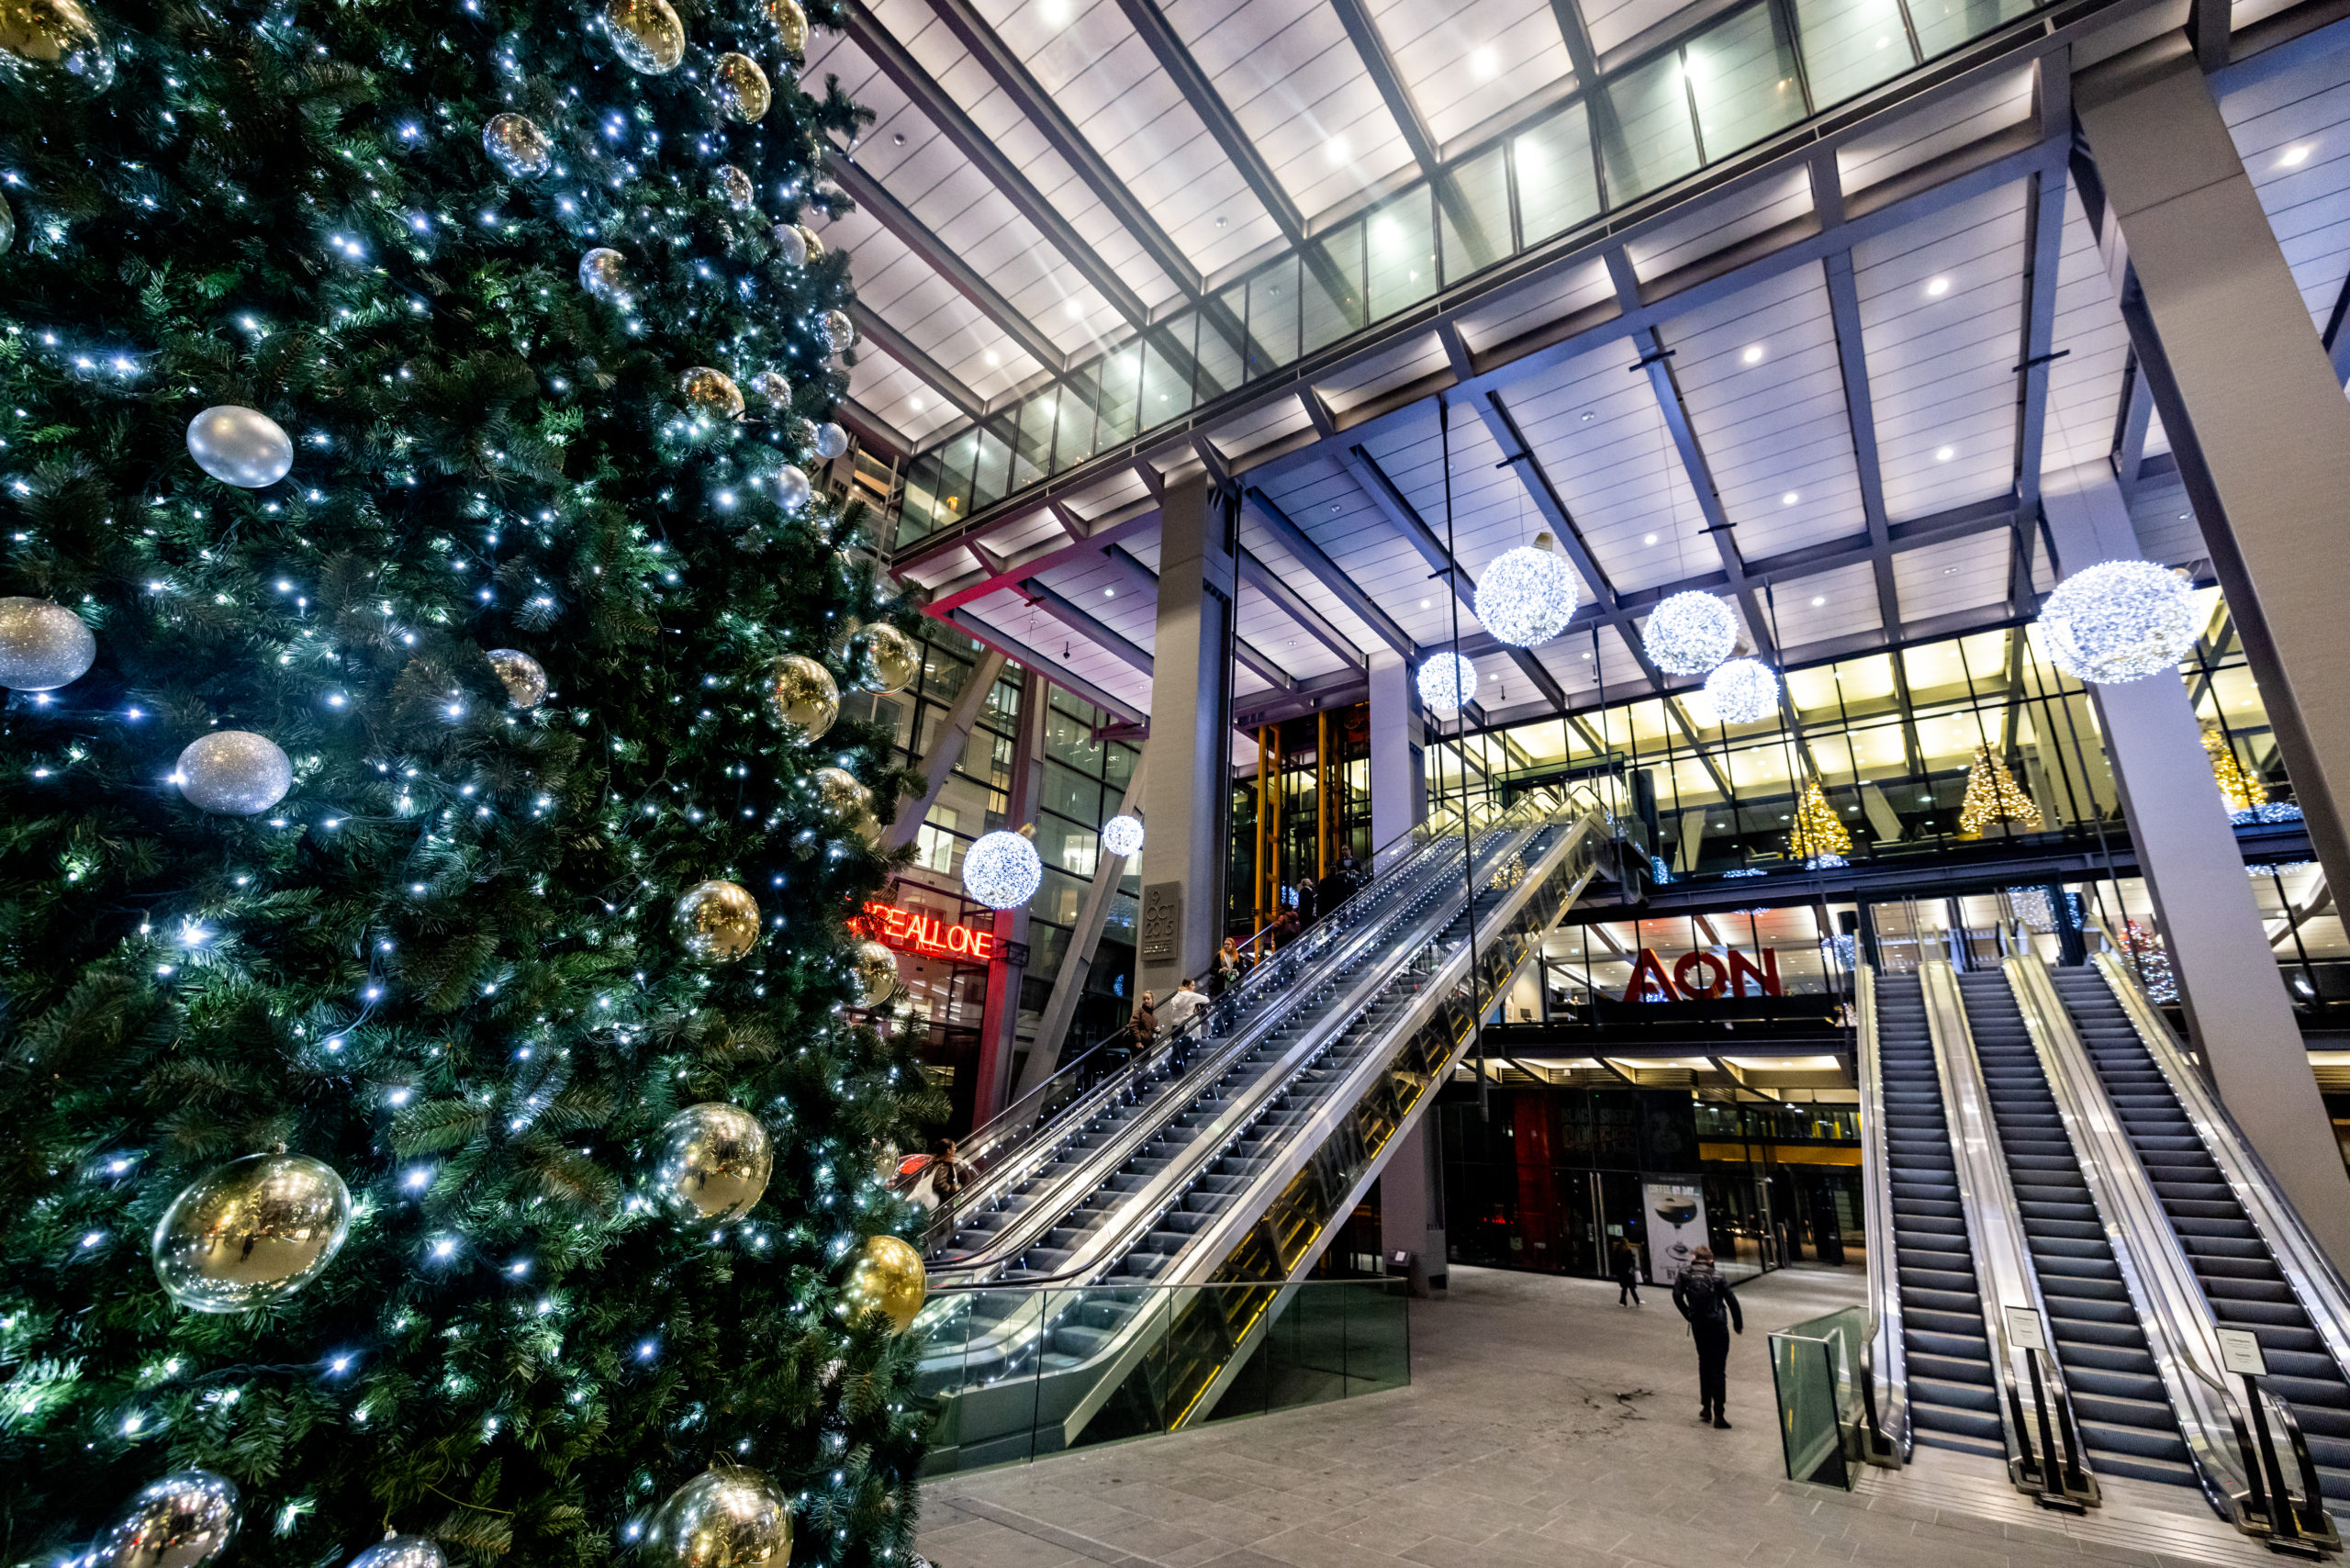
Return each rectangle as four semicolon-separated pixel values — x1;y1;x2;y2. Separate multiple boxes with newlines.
851;622;917;695
481;112;552;179
674;879;761;965
749;370;791;406
486;647;548;709
811;765;872;831
678;366;744;420
766;0;807;60
711;51;770;123
0;190;13;255
851;939;898;1007
650;1103;772;1221
715;164;755;210
763;653;837;743
151;1154;352;1313
0;0;112;92
600;0;683;73
842;1234;925;1332
643;1469;791;1568
0;596;95;690
797;225;824;262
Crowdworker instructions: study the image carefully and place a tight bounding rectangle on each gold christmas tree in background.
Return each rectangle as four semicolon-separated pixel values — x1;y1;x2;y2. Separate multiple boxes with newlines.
1789;775;1852;863
1956;744;2044;836
2204;725;2267;812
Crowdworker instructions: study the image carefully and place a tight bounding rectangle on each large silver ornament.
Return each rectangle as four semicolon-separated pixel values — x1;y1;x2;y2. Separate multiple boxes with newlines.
962;828;1042;910
0;596;94;689
767;0;808;59
2039;559;2199;685
151;1153;352;1312
1416;652;1475;717
679;366;744;420
643;1469;793;1568
487;648;548;709
346;1537;446;1568
771;223;807;268
0;0;114;94
850;622;916;695
716;164;755;210
675;879;761;965
651;1103;773;1221
1704;656;1778;725
481;113;552;179
851;940;898;1007
775;465;810;511
600;0;683;73
765;653;837;741
1642;591;1739;678
96;1471;240;1568
711;52;771;122
175;731;292;815
822;309;854;354
578;247;630;306
185;406;293;488
812;421;848;459
1475;533;1576;648
750;370;791;407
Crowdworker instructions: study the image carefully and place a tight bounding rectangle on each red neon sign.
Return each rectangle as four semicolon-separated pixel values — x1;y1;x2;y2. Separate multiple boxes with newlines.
858;901;997;964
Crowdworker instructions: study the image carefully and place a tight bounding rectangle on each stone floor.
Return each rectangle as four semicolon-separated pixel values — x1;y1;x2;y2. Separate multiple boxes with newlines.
917;1263;2285;1568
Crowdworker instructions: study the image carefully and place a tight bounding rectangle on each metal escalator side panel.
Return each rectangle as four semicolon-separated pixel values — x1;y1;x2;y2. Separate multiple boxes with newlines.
2004;956;2249;1519
1858;965;1913;1461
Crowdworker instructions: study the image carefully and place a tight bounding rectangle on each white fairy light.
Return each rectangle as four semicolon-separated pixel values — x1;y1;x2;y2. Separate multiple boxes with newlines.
1100;814;1144;858
1642;592;1740;677
1416;652;1477;716
2037;559;2198;684
961;829;1042;909
1474;533;1576;648
1704;657;1779;724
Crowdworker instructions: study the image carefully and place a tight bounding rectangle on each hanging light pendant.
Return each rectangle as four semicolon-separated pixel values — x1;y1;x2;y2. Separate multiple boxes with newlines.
2037;559;2199;684
1704;656;1778;724
1475;532;1577;648
1416;652;1477;716
1642;591;1740;677
962;823;1042;910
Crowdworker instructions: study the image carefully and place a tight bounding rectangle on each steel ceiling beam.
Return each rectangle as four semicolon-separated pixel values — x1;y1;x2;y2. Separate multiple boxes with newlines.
1325;0;1505;267
1237;546;1370;674
1811;151;1903;644
1241;485;1416;657
1113;0;1309;246
1473;390;1624;614
2009;145;2070;618
946;608;1147;724
1022;579;1155;677
846;304;990;423
1097;543;1299;690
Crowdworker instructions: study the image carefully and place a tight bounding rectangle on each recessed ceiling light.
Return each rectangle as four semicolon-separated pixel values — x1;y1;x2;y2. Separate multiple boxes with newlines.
1925;275;1950;297
1811;595;1826;607
1942;566;1960;575
1065;299;1084;319
1471;46;1498;78
985;351;1001;366
909;397;924;411
1644;532;1658;544
1214;215;1227;228
2280;143;2314;167
1935;445;1954;461
1781;491;1798;505
892;132;906;147
1331;504;1341;513
1104;588;1115;598
1327;134;1348;163
1581;410;1595;421
1740;344;1764;365
1039;0;1069;22
1419;598;1430;609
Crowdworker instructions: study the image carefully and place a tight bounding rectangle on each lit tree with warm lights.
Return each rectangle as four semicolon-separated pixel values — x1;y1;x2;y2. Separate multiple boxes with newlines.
1786;775;1850;868
2204;724;2268;812
1955;743;2043;837
0;0;944;1561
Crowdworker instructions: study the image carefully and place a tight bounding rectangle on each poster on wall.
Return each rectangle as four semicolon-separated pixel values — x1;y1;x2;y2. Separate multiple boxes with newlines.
1641;1179;1711;1286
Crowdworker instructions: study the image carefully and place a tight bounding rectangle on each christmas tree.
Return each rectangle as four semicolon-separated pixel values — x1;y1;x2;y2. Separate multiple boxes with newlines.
2204;724;2268;812
0;0;943;1562
2121;919;2179;1002
1955;744;2043;836
1787;775;1851;867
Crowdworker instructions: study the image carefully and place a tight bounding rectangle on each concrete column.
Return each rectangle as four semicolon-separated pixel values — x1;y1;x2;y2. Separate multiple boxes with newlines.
1012;745;1147;1102
1135;473;1236;1003
2042;463;2350;1266
973;665;1047;1124
1368;652;1427;846
2076;42;2350;923
882;648;1008;850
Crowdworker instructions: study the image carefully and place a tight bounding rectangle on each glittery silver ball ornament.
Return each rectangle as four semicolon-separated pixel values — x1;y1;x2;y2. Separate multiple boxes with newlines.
764;653;837;741
963;827;1042;910
346;1536;445;1568
578;247;630;305
1416;652;1475;716
679;366;745;420
716;164;755;209
775;465;811;511
481;113;552;179
642;1469;793;1568
487;648;548;709
1475;533;1576;648
651;1103;773;1221
2039;558;2199;685
0;597;94;689
812;421;848;459
0;0;114;95
822;309;854;354
711;51;771;122
767;0;808;58
175;731;292;816
771;223;807;268
1704;656;1778;725
95;1471;239;1568
750;370;791;406
600;0;683;73
675;879;761;965
851;622;917;694
851;939;898;1007
1101;812;1144;857
811;765;873;832
185;406;292;488
1641;591;1739;678
151;1153;351;1312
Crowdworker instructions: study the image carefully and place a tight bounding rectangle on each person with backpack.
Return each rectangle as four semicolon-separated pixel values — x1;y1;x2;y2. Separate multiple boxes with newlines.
1672;1246;1744;1428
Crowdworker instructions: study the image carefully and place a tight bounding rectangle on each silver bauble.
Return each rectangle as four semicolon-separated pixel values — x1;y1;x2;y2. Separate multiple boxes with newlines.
851;939;898;1007
481;113;552;179
96;1471;240;1568
651;1103;773;1221
643;1469;793;1568
578;247;630;306
750;370;791;406
185;406;293;488
851;622;916;695
812;421;848;459
770;223;807;268
821;308;854;354
767;0;807;58
487;648;548;708
600;0;683;73
675;879;761;965
711;51;771;123
175;731;292;816
811;765;872;831
679;366;745;420
0;0;114;94
764;653;837;741
0;190;14;255
151;1153;351;1312
715;164;755;210
775;465;810;511
347;1537;446;1568
0;596;94;689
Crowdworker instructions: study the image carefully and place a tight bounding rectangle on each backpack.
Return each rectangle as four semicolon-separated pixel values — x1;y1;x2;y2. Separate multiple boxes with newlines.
1681;1269;1728;1326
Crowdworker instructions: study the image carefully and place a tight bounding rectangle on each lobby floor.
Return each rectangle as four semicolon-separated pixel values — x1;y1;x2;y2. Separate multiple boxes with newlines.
918;1263;2285;1568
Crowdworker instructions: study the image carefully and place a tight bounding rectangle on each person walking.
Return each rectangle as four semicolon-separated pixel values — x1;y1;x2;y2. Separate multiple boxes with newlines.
1673;1246;1743;1428
1130;991;1157;1050
1610;1237;1643;1306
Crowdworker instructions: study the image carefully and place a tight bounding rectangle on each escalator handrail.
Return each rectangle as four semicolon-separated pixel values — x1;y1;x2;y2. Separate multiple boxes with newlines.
1854;964;1908;1462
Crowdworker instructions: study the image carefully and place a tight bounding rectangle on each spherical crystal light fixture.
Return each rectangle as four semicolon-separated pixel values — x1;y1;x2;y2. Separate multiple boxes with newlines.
2037;559;2199;684
963;827;1042;910
1642;591;1740;677
1101;813;1144;858
1416;653;1477;717
1475;532;1577;648
1704;657;1778;725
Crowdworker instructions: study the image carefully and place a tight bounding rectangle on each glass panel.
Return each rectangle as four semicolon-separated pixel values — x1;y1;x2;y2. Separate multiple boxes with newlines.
1301;222;1367;354
933;430;979;529
968;420;1013;511
1684;4;1807;160
1367;190;1439;318
1053;367;1102;473
1603;52;1702;200
1095;342;1143;445
1515;102;1603;241
1246;254;1300;372
1197;288;1248;398
898;451;946;546
1012;386;1058;491
1912;0;2033;58
1438;146;1510;280
1040;757;1105;826
1796;0;1919;106
1140;311;1197;428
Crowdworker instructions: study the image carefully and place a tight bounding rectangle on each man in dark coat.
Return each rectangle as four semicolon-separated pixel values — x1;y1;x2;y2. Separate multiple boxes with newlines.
1672;1246;1744;1428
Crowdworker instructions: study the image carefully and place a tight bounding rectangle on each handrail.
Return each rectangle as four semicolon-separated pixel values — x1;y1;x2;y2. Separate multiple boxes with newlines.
1853;964;1907;1464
